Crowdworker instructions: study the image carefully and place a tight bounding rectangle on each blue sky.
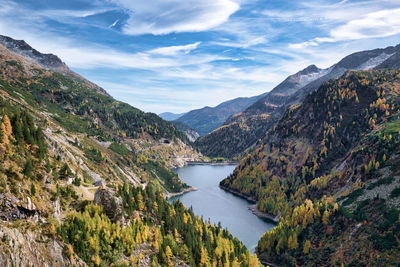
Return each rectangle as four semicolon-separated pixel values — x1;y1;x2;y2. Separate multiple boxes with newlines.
0;0;400;113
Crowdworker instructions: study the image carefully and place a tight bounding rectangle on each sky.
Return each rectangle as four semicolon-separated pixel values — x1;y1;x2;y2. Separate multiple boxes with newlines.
0;0;400;114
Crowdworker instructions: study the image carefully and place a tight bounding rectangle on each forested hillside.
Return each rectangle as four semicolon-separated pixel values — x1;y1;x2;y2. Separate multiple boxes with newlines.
0;37;262;266
196;44;400;159
0;104;260;266
220;69;400;266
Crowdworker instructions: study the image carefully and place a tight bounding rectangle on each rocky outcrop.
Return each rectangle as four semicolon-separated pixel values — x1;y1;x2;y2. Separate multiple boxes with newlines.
0;225;87;267
93;186;123;223
0;193;40;221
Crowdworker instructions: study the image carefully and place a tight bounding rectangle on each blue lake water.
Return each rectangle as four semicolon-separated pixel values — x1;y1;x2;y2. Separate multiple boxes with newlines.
170;164;275;252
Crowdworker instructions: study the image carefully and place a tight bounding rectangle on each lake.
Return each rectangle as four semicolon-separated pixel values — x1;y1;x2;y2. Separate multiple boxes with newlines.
170;164;275;252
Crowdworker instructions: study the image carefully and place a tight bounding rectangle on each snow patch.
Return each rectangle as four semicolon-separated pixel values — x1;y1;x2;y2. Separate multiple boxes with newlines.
357;53;395;70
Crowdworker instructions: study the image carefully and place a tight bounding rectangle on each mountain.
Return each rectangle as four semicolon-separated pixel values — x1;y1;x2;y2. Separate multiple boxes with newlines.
0;34;108;95
175;93;266;136
158;111;186;121
220;69;400;266
196;43;400;158
0;35;261;266
195;64;330;158
172;121;200;142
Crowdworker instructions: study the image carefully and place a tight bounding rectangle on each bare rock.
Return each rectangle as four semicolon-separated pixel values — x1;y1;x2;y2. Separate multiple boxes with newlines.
0;225;88;267
93;186;123;223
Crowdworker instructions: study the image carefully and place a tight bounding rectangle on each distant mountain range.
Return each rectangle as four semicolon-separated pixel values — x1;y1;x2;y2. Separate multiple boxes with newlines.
196;43;400;158
173;94;267;136
158;112;186;121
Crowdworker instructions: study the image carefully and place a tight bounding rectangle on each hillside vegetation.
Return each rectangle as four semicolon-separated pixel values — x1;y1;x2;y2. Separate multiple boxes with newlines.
220;69;400;266
196;45;400;159
0;39;262;266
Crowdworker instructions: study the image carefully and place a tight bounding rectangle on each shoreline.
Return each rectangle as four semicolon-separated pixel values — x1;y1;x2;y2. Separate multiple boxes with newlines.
219;184;257;203
166;187;197;199
219;185;279;223
185;161;239;166
248;204;280;223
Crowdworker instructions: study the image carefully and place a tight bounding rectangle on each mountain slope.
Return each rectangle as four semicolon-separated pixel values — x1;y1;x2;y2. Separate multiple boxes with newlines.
196;43;400;158
195;64;330;158
0;35;261;266
220;69;400;266
175;93;266;136
0;35;202;191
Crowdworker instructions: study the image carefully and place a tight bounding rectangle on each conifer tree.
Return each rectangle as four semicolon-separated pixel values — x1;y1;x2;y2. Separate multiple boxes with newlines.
23;157;33;177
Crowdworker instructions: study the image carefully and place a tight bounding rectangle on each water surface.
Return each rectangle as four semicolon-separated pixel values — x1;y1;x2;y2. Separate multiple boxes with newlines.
170;164;275;252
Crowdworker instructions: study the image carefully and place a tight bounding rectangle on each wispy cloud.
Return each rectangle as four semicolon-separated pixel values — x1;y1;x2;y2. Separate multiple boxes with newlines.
108;0;240;35
1;0;400;113
289;1;400;48
149;42;201;56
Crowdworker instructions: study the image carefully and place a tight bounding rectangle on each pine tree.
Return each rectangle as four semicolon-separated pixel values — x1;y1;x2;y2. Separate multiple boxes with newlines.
180;244;190;263
30;183;36;196
23;157;34;177
13;119;23;143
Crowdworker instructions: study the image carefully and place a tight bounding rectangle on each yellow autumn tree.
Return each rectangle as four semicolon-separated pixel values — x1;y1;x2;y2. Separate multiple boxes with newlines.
165;245;174;267
0;123;8;145
322;210;330;225
303;240;311;254
288;233;299;250
2;115;12;136
200;246;210;267
67;244;74;261
248;254;260;267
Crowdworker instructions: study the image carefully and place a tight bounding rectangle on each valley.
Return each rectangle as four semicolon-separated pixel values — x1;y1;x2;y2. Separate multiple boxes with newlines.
0;11;400;267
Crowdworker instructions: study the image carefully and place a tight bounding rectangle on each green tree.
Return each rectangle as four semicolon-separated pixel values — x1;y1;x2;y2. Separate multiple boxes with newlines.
23;157;34;177
30;183;36;196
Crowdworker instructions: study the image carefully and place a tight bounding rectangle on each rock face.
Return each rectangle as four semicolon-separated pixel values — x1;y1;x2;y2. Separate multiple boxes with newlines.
0;226;87;267
0;193;40;221
0;35;69;73
93;186;123;223
0;34;109;95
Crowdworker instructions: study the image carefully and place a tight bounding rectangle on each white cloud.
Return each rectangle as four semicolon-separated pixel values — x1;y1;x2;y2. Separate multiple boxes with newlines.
289;3;400;49
108;0;239;35
327;8;400;42
149;42;201;56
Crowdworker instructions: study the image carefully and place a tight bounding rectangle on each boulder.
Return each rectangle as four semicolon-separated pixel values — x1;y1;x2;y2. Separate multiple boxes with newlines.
93;186;123;223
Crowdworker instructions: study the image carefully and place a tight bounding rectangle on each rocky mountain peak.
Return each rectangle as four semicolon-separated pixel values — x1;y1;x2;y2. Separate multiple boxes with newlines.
0;35;68;72
298;64;321;75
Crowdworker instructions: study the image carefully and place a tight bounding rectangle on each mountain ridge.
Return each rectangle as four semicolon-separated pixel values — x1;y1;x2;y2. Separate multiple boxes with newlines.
220;69;400;266
175;93;267;136
196;43;400;158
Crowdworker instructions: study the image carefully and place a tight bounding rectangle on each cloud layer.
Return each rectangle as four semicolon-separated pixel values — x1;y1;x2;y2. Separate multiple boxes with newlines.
110;0;239;35
0;0;400;113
